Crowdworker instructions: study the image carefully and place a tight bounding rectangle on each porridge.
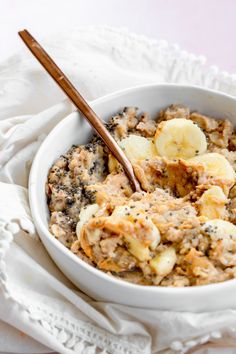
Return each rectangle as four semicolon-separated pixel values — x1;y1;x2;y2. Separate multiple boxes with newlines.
46;105;236;287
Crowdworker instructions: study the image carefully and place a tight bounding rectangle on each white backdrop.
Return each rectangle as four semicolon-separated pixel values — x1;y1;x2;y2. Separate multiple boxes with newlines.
1;0;236;72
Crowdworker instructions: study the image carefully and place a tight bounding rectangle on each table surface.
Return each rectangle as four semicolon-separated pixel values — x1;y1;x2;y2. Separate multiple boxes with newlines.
1;0;236;73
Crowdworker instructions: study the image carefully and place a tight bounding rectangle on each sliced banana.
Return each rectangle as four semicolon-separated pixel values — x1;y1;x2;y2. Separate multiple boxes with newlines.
111;205;131;218
149;247;177;276
201;219;236;239
76;204;99;240
119;134;157;162
111;205;161;260
154;118;207;159
125;234;150;261
198;186;228;219
201;219;236;266
147;219;161;251
188;152;236;180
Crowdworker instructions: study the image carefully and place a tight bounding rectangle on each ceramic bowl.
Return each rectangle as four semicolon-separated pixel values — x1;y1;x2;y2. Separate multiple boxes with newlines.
29;84;236;312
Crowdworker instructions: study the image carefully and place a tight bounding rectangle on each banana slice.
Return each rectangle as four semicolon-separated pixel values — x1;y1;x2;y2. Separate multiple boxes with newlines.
76;204;99;241
198;186;228;219
188;152;236;180
149;247;177;276
154;118;207;159
147;219;161;251
202;219;236;239
125;234;150;261
111;205;130;218
111;205;161;261
119;134;157;162
201;219;236;266
112;205;160;248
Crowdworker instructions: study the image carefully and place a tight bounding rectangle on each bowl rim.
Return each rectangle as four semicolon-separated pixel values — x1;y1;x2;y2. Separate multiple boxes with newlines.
29;82;236;296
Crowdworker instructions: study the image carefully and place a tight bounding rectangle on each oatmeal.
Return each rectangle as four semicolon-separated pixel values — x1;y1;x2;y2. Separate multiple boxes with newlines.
46;104;236;287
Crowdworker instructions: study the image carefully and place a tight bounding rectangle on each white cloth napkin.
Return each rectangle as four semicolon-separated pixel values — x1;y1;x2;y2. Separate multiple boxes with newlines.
1;27;236;354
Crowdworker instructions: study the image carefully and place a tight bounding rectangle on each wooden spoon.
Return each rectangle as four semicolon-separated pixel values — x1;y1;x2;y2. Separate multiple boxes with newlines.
18;29;141;192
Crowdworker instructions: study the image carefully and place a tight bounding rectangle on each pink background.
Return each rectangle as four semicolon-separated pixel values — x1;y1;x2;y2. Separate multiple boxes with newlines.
1;0;236;73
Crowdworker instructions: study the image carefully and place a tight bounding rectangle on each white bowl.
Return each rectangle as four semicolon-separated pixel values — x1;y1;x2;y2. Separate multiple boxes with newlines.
29;84;236;312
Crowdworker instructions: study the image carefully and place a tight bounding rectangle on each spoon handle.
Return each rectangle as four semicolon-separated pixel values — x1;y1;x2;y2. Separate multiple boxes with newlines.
18;29;140;192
